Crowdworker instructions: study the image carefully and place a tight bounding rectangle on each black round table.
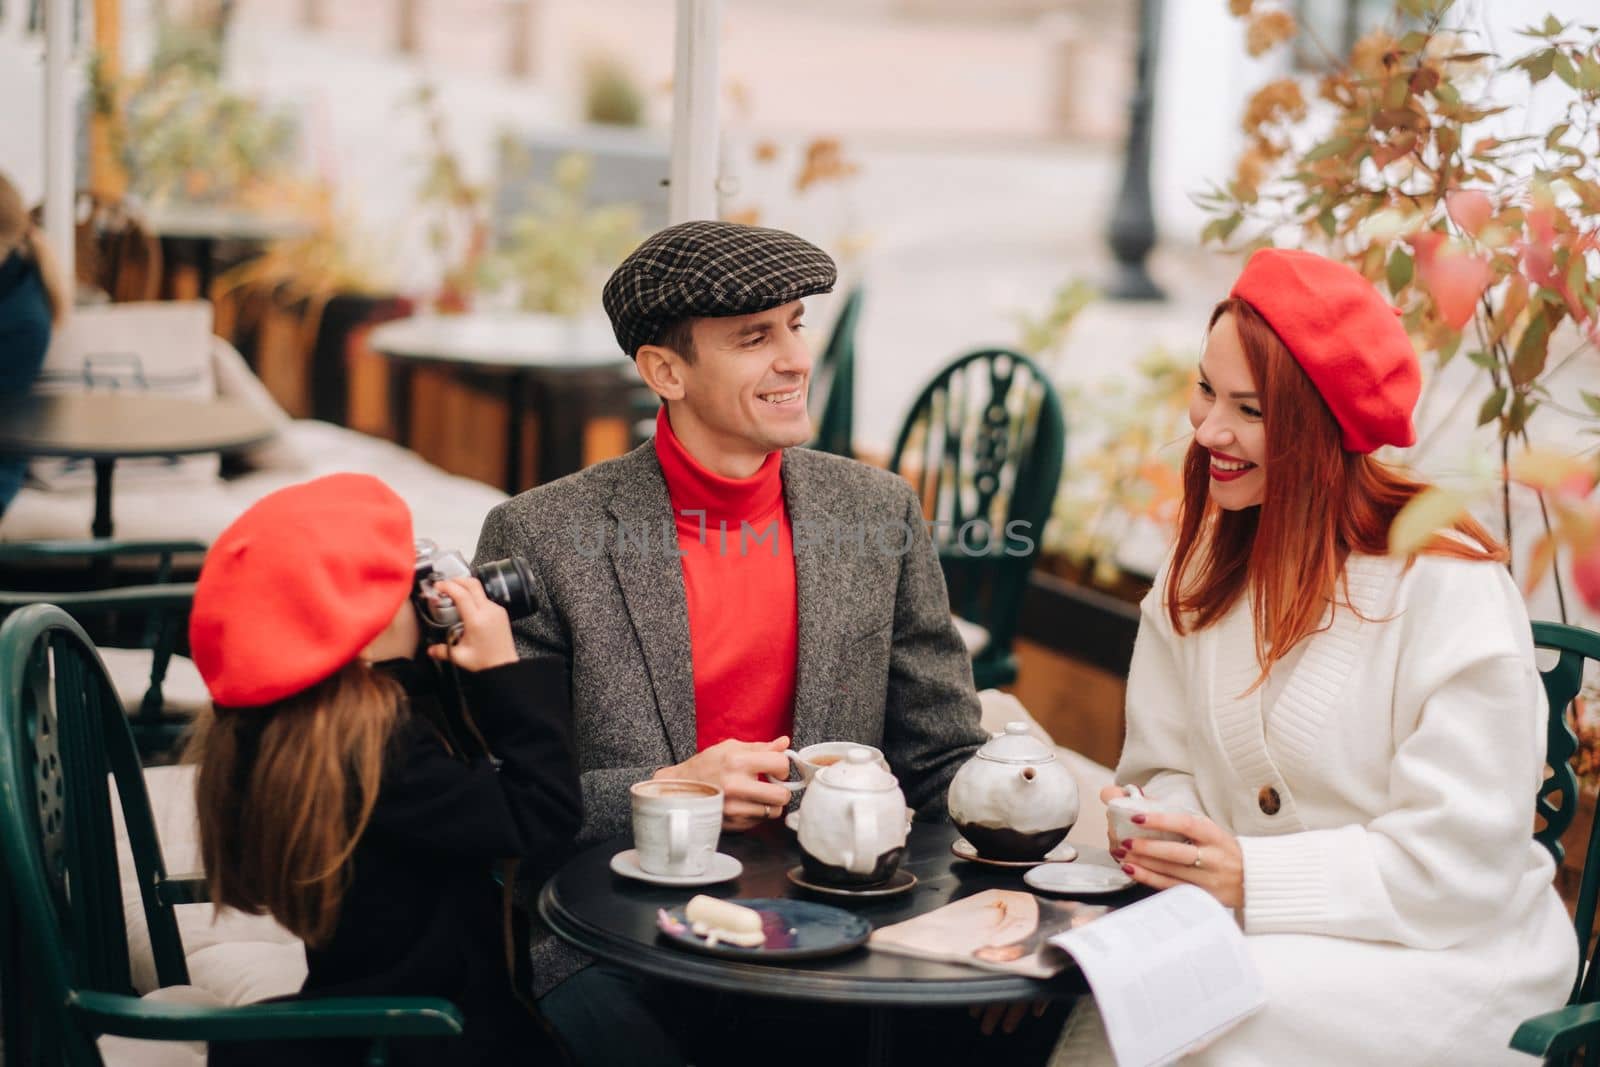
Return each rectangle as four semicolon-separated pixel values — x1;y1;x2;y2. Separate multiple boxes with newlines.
540;821;1135;1066
0;392;277;538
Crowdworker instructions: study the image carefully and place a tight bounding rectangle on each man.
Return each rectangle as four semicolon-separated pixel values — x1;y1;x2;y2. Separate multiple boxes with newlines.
474;221;995;1063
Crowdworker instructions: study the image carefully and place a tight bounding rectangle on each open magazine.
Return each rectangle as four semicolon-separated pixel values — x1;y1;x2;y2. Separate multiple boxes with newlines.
868;889;1106;979
1050;885;1265;1067
871;884;1265;1067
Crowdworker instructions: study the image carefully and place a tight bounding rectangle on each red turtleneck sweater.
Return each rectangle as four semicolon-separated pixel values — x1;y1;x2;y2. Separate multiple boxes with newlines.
653;408;798;750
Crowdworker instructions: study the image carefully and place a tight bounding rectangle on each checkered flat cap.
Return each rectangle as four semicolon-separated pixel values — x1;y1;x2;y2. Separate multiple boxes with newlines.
603;220;837;357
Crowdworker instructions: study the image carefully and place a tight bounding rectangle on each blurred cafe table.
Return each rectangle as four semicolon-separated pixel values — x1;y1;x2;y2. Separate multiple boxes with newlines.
540;820;1135;1067
145;204;317;299
0;393;276;538
368;313;631;494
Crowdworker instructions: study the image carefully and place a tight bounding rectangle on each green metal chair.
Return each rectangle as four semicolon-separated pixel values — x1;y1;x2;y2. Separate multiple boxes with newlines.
888;348;1066;690
1513;621;1600;1064
808;284;864;459
0;539;206;761
0;603;462;1065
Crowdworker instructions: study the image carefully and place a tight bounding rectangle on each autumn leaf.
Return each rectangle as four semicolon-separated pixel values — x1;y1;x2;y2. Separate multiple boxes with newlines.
1511;449;1597;497
1389;486;1470;556
1573;542;1600;613
1242;79;1307;132
1246;10;1297;56
1419;248;1492;329
1446;189;1493;236
1510;311;1552;385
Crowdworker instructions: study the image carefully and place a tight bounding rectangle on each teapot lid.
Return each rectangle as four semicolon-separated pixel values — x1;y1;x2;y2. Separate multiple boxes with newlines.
977;722;1058;765
815;747;899;792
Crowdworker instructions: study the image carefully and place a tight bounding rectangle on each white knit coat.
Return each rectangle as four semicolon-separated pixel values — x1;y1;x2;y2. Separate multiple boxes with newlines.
1052;552;1576;1066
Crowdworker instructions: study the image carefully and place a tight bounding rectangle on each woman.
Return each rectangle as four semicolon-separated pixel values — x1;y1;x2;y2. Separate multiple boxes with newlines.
188;473;581;1066
0;172;67;515
1051;248;1574;1065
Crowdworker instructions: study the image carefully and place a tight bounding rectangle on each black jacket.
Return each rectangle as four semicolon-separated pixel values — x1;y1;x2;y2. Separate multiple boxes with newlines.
0;250;51;394
210;653;581;1067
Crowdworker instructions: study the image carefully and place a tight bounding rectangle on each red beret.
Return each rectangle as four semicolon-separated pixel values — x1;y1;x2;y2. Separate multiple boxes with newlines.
1230;248;1420;453
191;473;415;707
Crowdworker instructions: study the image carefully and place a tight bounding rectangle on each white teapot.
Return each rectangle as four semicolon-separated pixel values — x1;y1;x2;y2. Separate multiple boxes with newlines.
946;722;1078;860
796;747;908;887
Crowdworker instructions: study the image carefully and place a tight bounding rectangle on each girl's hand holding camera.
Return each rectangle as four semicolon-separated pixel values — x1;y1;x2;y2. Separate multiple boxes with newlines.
427;577;518;671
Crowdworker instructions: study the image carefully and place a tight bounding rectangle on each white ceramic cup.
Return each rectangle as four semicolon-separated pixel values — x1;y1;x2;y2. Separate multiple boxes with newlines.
1106;785;1191;844
781;742;889;793
630;779;723;877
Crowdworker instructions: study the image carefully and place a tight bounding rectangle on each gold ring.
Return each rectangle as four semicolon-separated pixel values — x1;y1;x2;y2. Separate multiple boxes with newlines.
1192;846;1204;869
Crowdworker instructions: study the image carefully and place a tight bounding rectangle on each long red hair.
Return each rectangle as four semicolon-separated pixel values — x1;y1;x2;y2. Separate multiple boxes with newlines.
1166;297;1504;676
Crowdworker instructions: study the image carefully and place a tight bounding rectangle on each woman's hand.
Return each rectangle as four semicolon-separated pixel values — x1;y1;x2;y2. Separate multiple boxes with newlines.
1112;810;1245;910
427;577;518;672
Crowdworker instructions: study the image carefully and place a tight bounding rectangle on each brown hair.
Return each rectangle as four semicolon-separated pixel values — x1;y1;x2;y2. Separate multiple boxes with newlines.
0;173;67;324
652;317;696;362
189;662;401;947
1167;297;1503;677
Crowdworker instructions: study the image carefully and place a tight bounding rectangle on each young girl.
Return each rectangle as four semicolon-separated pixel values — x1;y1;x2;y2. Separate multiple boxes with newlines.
1052;248;1574;1065
0;172;67;515
188;473;581;1066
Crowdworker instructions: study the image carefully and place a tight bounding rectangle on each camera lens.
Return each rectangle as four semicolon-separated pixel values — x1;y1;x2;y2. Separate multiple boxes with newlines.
473;556;537;620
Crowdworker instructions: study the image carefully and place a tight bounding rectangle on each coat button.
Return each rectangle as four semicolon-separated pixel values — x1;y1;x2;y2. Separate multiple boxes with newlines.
1257;786;1281;815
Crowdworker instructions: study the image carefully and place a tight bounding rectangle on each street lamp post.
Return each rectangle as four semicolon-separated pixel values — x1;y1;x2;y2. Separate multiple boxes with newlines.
1105;0;1165;302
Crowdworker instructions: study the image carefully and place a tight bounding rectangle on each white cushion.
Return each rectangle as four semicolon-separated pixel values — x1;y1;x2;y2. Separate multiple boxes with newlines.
976;688;1112;849
115;765;307;1004
96;985;220;1067
209;336;310;473
1;420;507;556
99;648;211;717
31;302;221;490
952;615;990;655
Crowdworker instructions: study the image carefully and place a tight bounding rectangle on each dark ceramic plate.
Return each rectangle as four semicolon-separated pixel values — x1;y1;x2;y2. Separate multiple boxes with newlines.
656;898;872;961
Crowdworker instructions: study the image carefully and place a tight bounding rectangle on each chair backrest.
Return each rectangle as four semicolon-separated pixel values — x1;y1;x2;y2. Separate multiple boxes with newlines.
809;285;865;459
887;349;1066;677
1533;621;1600;1007
0;604;189;1066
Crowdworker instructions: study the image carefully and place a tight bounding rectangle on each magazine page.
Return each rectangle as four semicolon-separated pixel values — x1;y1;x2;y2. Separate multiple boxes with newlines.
1048;885;1265;1067
868;889;1107;979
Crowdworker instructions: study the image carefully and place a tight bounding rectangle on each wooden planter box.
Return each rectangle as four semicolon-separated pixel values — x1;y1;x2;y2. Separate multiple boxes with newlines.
1009;561;1146;768
1558;789;1595;916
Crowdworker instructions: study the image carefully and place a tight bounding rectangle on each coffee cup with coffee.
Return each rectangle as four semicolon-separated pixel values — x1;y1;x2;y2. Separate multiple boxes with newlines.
1105;784;1191;844
630;779;724;877
781;741;889;793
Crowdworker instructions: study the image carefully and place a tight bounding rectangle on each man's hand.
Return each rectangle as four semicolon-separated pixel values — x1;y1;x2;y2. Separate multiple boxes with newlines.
968;1000;1047;1036
655;736;793;831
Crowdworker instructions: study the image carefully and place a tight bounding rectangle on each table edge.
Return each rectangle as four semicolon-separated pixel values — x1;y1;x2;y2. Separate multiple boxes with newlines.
536;879;1074;1007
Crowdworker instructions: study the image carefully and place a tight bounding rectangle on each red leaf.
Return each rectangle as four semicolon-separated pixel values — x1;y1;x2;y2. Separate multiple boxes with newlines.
1407;229;1447;271
1446;189;1493;237
1420;250;1493;329
1574;543;1600;612
1522;240;1559;287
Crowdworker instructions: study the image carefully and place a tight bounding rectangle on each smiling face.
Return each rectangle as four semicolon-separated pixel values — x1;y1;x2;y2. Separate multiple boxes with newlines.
1190;312;1267;511
636;300;813;478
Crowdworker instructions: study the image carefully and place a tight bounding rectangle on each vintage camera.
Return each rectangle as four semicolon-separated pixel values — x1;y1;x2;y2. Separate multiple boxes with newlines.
412;538;537;641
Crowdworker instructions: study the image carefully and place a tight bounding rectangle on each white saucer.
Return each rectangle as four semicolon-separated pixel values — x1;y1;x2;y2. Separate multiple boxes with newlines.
1024;861;1134;895
950;837;1078;868
609;849;743;887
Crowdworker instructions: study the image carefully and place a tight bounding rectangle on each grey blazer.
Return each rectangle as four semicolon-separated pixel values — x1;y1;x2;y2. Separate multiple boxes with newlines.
473;441;987;844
